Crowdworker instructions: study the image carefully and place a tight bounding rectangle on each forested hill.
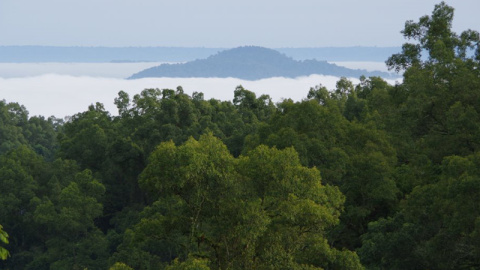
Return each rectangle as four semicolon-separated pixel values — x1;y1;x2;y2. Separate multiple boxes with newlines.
128;46;395;80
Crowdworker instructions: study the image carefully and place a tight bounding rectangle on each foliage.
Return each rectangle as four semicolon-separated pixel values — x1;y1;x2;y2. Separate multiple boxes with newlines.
358;2;480;269
0;225;8;260
109;262;134;270
166;256;211;270
113;134;362;269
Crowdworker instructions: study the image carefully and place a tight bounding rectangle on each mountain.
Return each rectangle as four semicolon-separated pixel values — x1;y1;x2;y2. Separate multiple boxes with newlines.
277;47;401;62
128;46;396;80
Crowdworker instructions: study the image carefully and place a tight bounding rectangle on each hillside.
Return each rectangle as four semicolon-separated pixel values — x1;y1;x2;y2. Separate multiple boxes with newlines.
128;46;395;80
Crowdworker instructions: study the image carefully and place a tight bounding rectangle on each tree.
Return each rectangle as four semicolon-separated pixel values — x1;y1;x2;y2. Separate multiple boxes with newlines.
359;153;480;269
0;146;43;269
59;102;112;171
115;134;363;269
114;91;132;118
386;2;479;72
0;101;28;155
166;257;211;270
238;145;362;269
358;3;480;269
109;262;134;270
385;2;480;162
0;225;8;260
31;169;108;270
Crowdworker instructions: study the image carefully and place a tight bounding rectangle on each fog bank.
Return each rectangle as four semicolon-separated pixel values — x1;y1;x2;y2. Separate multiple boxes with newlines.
0;74;400;118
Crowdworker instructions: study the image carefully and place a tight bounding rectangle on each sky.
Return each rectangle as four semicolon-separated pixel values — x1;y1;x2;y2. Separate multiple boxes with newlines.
0;0;478;48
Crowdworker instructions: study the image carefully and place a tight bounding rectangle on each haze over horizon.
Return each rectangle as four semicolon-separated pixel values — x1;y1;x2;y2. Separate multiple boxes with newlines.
0;1;475;118
1;0;478;48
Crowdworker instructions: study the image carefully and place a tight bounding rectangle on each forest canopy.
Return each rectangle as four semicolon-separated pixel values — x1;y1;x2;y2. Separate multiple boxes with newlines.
1;2;479;269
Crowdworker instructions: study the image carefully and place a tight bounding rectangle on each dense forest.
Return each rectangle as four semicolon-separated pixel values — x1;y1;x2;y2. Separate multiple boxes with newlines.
1;3;480;269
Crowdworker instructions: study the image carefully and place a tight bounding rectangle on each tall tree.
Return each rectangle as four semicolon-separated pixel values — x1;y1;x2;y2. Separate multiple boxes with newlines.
359;2;480;269
114;134;362;269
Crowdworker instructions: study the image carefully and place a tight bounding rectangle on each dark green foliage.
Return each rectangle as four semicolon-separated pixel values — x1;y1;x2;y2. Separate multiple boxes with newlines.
359;154;480;269
0;148;108;269
0;101;28;154
357;2;480;269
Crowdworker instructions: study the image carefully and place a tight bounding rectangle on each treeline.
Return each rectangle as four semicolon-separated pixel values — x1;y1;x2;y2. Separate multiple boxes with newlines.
1;2;480;269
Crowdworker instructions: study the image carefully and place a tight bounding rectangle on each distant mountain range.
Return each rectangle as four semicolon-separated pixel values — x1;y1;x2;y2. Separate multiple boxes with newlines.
0;46;222;63
128;46;396;80
0;46;400;63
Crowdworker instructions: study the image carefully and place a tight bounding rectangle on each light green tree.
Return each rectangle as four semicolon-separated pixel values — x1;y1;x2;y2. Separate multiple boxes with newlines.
109;262;134;270
0;224;8;260
166;256;211;270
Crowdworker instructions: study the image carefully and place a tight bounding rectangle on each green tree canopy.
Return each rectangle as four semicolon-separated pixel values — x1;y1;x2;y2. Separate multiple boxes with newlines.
114;133;362;269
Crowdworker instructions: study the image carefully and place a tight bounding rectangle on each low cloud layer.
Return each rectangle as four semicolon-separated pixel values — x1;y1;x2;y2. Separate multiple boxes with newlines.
0;74;400;118
0;62;167;79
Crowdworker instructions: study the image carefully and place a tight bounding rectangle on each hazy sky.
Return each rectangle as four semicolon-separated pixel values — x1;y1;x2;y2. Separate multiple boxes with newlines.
0;0;478;47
